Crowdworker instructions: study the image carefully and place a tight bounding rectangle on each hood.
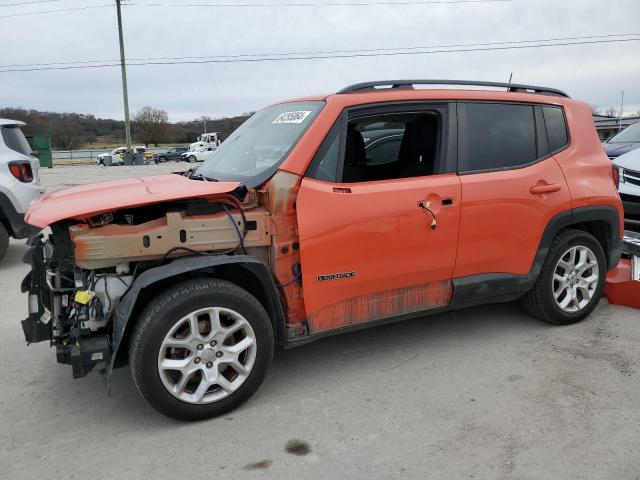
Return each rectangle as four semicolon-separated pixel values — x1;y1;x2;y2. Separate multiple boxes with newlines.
612;148;640;170
25;174;241;229
603;142;640;157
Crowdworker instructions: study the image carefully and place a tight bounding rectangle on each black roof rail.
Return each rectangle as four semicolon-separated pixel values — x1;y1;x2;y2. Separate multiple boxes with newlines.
337;79;570;98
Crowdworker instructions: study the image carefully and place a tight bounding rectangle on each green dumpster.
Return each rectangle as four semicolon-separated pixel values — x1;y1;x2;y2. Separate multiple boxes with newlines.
26;134;53;168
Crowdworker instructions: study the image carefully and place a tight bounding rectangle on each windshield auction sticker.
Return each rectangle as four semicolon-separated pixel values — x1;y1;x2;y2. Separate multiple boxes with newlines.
273;111;312;124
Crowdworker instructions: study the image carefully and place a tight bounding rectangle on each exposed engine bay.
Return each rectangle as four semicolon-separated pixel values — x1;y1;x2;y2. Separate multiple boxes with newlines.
21;185;278;379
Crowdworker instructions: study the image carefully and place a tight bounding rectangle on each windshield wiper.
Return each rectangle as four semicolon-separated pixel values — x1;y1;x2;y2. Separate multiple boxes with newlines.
189;171;219;182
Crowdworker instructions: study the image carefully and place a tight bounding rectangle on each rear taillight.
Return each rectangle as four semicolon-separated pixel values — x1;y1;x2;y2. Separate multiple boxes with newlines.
8;161;33;183
612;166;620;189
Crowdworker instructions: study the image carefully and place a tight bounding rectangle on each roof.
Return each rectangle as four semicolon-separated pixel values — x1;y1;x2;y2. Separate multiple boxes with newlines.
324;87;573;108
0;118;26;127
336;80;569;97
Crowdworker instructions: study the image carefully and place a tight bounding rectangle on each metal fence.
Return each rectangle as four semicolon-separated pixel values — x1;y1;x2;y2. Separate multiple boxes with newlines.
52;148;166;163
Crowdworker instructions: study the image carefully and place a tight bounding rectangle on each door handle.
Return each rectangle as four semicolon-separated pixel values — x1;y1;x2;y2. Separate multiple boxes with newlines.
417;201;438;230
530;183;561;195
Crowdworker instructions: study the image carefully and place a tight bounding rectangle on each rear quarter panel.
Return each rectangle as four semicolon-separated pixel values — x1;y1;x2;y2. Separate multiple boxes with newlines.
555;100;624;236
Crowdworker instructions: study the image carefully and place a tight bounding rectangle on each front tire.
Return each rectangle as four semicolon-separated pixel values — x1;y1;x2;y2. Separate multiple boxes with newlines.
522;229;606;325
188;155;197;163
129;278;274;421
0;223;8;264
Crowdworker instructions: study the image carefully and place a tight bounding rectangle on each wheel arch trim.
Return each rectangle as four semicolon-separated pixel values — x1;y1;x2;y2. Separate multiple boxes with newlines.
107;255;286;377
450;205;622;306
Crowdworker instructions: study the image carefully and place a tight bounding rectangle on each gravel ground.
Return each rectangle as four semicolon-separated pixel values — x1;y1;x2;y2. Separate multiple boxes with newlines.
1;164;640;479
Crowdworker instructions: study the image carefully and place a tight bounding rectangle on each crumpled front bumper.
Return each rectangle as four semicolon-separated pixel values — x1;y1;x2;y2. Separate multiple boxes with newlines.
20;236;51;344
20;235;111;379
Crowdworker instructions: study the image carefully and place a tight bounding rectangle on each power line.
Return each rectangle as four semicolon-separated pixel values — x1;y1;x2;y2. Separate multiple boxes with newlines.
0;0;64;6
1;37;639;73
128;0;510;6
2;33;637;69
0;4;111;18
0;0;509;17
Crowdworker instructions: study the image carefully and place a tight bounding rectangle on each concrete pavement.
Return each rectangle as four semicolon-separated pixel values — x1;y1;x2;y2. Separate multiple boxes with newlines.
1;164;639;479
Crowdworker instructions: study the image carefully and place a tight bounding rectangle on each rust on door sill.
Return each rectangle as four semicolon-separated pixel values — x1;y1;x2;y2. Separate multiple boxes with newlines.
307;280;452;333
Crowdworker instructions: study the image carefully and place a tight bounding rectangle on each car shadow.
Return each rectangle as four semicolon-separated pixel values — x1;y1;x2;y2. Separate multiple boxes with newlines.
94;301;546;427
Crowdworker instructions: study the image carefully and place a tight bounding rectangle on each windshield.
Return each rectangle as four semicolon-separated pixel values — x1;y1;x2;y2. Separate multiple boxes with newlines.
608;122;640;143
195;101;324;187
1;126;33;156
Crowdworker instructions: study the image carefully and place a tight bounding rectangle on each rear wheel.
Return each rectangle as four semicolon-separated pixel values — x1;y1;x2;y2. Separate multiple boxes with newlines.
129;278;274;421
522;229;606;325
0;223;8;264
188;155;197;163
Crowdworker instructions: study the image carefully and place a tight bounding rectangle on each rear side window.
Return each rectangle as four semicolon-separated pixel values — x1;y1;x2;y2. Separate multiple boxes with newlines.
459;103;537;172
1;126;33;157
542;106;569;152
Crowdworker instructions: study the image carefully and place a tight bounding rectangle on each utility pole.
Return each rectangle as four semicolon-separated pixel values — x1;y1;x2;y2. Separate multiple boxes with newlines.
619;90;625;132
116;0;132;151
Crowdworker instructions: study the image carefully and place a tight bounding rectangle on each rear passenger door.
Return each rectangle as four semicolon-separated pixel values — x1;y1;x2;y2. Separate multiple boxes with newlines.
453;102;572;280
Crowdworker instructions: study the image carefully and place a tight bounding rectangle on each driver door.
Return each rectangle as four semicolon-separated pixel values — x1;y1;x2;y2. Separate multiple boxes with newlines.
296;103;461;334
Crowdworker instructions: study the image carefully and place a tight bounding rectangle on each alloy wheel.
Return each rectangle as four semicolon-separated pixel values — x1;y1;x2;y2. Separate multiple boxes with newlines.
157;307;257;404
552;245;599;313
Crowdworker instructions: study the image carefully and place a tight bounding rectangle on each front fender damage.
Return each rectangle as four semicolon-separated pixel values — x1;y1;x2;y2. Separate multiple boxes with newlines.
106;255;286;386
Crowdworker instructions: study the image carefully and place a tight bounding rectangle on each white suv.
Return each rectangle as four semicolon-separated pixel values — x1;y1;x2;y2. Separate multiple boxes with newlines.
97;147;127;165
97;146;148;165
0;118;45;262
613;148;640;226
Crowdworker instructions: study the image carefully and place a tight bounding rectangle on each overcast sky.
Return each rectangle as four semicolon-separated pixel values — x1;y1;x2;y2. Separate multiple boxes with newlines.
1;0;639;121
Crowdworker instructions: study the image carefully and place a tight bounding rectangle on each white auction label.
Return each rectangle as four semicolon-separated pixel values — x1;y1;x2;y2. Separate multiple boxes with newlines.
273;111;312;124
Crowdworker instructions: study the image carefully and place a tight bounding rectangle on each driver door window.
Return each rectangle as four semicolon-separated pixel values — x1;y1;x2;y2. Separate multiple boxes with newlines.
307;108;447;182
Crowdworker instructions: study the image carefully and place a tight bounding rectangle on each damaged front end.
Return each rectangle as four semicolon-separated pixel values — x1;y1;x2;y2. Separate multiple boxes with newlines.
19;181;281;379
21;229;116;378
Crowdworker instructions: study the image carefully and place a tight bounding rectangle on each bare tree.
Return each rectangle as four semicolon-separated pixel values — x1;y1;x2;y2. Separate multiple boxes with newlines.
604;107;618;118
133;106;169;146
50;115;81;149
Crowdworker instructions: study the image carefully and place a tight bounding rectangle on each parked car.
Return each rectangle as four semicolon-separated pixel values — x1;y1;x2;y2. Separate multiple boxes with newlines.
96;147;126;165
0;118;45;263
20;80;623;420
613;148;640;225
154;147;188;163
97;146;151;165
180;148;216;163
603;121;640;159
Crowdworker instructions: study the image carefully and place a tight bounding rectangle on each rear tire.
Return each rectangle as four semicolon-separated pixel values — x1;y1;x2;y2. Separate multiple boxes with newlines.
188;155;197;163
0;223;8;264
522;229;606;325
129;278;274;421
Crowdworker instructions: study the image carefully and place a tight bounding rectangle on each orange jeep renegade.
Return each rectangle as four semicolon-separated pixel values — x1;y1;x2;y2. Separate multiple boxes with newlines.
21;80;623;420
